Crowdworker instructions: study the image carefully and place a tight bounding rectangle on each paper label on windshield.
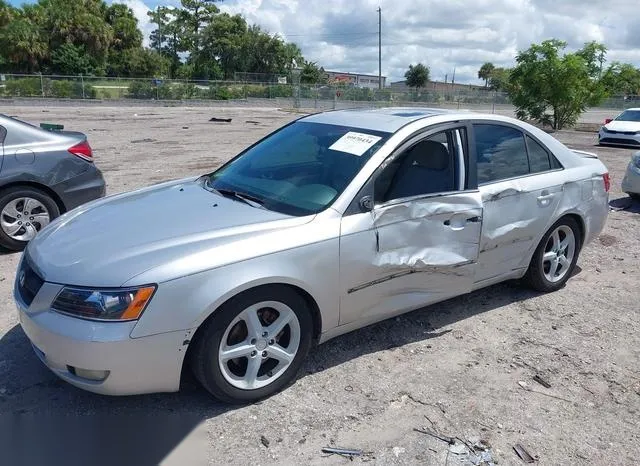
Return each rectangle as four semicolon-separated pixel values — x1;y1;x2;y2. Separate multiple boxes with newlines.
329;131;382;156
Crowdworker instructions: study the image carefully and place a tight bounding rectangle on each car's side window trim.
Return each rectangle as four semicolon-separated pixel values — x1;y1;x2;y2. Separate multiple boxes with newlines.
454;129;466;190
469;119;565;187
343;122;478;216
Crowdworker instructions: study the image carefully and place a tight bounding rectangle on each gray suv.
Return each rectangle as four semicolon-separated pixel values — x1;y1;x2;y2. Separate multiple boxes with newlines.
0;114;106;250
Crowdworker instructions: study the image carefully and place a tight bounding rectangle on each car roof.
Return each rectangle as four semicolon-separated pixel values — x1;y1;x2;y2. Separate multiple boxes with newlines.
301;107;465;133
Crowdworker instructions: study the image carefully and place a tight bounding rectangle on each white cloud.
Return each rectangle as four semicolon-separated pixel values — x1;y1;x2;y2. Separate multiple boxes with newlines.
119;0;640;84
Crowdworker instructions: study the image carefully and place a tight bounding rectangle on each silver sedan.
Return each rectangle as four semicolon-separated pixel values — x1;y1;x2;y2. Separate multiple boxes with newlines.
14;108;610;404
622;151;640;199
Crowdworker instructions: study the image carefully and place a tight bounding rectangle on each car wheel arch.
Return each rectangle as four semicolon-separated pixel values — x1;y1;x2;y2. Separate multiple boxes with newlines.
181;282;323;381
0;181;66;213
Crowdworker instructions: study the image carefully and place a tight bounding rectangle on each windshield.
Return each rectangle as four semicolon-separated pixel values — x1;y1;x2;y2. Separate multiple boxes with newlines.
208;121;391;216
615;110;640;122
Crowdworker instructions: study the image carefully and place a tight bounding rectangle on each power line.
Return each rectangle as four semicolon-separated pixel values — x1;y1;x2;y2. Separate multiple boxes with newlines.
281;32;378;37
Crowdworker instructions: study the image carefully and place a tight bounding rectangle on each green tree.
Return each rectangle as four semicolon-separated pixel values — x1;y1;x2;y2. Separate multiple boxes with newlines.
198;12;247;79
488;67;511;91
601;62;640;96
1;16;47;72
37;0;113;74
51;43;95;75
299;60;326;84
148;6;184;77
105;3;143;51
404;63;430;88
478;62;495;87
508;39;606;130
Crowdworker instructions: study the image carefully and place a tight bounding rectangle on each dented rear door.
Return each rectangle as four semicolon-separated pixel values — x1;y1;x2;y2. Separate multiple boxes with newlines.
339;192;483;326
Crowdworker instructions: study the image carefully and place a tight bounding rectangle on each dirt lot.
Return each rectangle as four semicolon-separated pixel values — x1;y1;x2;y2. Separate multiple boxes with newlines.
0;105;638;466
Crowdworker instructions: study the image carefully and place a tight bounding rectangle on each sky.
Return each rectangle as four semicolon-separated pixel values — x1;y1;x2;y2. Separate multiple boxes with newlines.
7;0;640;84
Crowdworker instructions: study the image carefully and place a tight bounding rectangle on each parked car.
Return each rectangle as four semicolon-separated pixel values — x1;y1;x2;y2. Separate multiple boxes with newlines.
598;108;640;147
0;114;106;250
14;108;609;404
622;151;640;199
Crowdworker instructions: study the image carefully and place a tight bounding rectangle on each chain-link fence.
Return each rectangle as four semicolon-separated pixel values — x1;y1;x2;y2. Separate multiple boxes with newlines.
0;74;637;113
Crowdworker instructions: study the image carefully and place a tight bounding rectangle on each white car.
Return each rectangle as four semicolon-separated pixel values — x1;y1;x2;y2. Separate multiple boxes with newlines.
598;108;640;147
14;108;610;403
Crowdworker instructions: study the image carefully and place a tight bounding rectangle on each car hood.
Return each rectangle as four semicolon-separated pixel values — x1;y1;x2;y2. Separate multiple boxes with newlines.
604;121;640;132
27;177;311;287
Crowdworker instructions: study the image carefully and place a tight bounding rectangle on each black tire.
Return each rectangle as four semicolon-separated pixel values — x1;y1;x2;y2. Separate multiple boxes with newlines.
0;186;60;251
523;217;581;292
190;285;313;404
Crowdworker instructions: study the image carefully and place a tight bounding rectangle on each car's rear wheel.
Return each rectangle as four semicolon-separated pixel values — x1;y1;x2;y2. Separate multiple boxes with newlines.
523;217;581;292
0;186;60;251
190;285;313;404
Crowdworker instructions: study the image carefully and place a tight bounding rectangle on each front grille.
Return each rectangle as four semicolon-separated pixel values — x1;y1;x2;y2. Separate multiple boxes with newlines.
607;130;637;135
600;137;640;146
18;259;45;306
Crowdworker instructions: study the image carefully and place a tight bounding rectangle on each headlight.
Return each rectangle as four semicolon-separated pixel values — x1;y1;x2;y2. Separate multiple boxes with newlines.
601;126;611;133
52;286;156;321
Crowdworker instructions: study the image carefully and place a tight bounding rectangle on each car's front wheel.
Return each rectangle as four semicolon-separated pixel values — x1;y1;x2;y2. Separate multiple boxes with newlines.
190;285;313;404
523;217;581;292
0;186;60;251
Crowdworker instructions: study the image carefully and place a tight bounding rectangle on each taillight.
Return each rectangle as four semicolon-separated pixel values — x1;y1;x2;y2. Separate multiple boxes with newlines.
68;140;93;162
602;172;610;192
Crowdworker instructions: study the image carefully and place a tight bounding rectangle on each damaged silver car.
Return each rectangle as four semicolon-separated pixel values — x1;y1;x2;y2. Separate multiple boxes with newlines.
15;108;610;404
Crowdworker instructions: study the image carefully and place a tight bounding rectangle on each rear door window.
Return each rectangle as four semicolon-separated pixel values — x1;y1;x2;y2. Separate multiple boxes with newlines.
473;124;529;184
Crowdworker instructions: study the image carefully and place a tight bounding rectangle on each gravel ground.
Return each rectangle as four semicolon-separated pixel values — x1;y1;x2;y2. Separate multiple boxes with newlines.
0;105;638;466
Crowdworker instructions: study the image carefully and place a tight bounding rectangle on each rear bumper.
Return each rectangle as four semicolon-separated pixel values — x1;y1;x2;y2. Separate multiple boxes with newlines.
52;165;106;211
622;162;640;195
15;281;187;396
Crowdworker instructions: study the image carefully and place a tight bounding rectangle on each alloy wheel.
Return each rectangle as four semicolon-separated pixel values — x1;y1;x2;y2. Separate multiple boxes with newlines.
541;225;576;283
218;301;301;390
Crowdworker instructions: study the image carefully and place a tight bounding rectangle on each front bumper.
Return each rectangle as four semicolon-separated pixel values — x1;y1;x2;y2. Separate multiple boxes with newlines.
15;279;188;396
622;161;640;195
52;165;107;212
598;130;640;147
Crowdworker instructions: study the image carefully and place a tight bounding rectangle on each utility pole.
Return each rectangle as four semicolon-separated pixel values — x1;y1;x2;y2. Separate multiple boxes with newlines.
378;7;382;89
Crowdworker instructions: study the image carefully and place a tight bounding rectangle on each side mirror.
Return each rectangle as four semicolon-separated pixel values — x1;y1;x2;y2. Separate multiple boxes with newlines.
604;118;612;124
359;195;373;212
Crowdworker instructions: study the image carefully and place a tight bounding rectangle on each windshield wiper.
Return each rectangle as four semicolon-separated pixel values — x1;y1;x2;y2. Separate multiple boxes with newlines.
215;188;267;209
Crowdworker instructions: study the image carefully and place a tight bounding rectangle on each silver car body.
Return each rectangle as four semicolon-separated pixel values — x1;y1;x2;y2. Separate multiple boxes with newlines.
621;151;640;196
14;108;610;395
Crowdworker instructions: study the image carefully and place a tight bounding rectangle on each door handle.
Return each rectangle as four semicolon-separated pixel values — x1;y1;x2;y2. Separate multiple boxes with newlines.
444;216;481;227
489;188;522;200
537;191;555;206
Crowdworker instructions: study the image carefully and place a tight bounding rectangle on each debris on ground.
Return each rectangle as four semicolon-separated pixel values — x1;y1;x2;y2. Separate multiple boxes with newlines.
260;435;270;448
513;444;535;463
246;120;260;124
518;380;573;403
321;446;363;459
182;126;189;129
533;374;552;388
131;138;157;143
209;117;232;123
447;437;497;465
413;427;455;444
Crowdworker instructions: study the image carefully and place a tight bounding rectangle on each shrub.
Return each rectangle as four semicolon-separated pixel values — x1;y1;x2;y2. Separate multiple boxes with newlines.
4;78;47;97
127;81;155;99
